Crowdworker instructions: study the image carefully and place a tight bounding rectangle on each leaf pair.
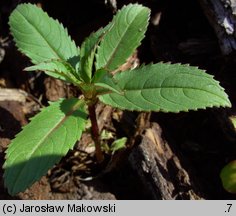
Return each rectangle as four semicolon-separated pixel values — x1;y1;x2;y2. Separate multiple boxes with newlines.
77;3;150;86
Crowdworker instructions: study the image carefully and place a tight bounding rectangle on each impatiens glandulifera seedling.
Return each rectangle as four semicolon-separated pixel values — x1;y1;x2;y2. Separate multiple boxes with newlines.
4;3;231;195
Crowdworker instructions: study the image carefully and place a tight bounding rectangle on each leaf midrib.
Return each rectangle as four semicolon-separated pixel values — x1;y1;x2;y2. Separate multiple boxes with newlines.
29;101;84;159
117;86;228;102
104;7;144;69
17;9;64;60
12;100;85;192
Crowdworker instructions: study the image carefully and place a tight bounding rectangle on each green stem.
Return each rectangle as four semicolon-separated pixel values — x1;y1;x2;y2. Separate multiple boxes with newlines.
88;103;104;163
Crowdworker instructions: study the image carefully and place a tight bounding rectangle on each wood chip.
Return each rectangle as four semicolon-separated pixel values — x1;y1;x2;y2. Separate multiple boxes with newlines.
129;122;205;200
0;88;27;103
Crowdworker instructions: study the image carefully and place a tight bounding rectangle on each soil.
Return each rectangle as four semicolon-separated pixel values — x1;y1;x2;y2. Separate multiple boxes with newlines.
0;0;236;200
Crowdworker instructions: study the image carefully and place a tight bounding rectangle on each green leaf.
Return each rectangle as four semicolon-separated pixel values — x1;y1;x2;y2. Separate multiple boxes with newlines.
79;25;111;82
25;59;80;85
220;161;236;193
81;25;111;58
99;63;231;112
4;98;87;195
96;4;150;71
110;137;127;153
9;3;79;64
92;69;122;94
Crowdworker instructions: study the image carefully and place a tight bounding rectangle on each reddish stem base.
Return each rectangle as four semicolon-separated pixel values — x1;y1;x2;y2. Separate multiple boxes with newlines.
88;103;104;163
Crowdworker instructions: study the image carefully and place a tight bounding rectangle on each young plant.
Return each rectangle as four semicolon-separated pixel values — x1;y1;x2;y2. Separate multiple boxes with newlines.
4;3;231;195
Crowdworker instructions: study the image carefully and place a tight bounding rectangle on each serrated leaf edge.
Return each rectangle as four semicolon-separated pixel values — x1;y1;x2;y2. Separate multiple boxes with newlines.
9;3;79;64
95;3;151;71
3;98;87;194
99;62;231;113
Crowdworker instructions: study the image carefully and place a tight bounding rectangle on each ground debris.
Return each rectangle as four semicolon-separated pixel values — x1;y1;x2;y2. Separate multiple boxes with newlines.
129;122;204;200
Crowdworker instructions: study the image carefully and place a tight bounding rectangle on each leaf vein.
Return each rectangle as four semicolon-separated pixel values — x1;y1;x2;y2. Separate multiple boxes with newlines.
17;9;64;60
